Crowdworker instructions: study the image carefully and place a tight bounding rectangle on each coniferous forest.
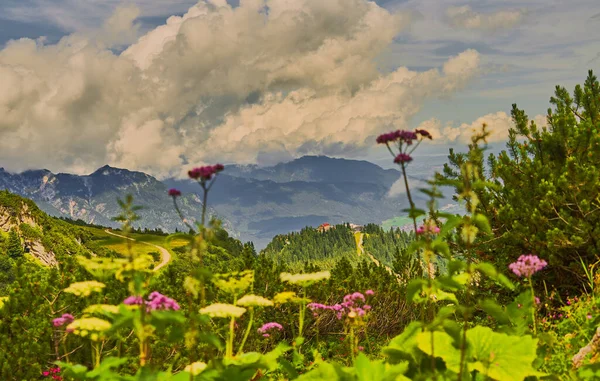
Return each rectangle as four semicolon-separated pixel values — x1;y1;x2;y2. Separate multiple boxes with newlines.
1;72;600;380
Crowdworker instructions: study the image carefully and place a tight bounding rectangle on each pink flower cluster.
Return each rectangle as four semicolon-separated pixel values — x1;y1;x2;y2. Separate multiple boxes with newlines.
508;254;548;278
123;292;180;312
168;188;182;197
258;322;283;337
42;367;62;380
308;290;374;320
376;129;431;145
394;153;413;164
52;313;74;327
416;224;440;235
188;164;225;181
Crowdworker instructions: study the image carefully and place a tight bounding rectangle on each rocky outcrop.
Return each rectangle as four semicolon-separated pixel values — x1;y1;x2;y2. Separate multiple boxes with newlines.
0;200;57;267
26;240;57;267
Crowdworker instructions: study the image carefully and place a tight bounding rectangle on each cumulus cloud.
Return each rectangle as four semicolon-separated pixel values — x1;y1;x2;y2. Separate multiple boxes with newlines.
0;0;482;178
416;111;547;145
445;5;525;31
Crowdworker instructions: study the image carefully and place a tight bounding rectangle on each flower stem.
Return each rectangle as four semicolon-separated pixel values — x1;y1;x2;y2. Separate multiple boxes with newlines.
529;278;538;335
237;308;255;356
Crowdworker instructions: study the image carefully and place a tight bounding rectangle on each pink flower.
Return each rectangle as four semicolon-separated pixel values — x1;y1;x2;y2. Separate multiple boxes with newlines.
394;153;413;164
415;129;432;140
508;254;548;278
188;164;225;181
258;322;283;335
146;291;180;311
587;314;593;319
365;289;374;296
123;296;144;305
52;314;74;327
168;188;181;197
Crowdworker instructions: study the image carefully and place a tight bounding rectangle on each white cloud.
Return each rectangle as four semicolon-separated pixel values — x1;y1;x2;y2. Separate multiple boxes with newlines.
445;5;525;31
416;111;548;145
0;0;483;178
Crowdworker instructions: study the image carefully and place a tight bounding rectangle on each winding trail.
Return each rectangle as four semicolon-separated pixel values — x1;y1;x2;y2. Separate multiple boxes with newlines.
354;231;402;282
104;229;172;271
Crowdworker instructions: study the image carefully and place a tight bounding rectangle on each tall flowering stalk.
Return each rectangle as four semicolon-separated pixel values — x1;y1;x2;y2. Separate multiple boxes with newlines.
377;129;432;233
509;254;548;335
187;164;224;227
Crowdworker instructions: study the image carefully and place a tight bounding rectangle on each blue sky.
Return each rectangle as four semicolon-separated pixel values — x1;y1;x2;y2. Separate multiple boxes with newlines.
0;0;598;175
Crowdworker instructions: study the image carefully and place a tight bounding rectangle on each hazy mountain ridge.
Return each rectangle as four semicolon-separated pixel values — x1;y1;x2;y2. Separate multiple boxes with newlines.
0;156;439;250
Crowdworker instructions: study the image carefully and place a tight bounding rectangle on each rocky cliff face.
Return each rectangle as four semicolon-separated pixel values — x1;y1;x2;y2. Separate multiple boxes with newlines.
0;201;57;267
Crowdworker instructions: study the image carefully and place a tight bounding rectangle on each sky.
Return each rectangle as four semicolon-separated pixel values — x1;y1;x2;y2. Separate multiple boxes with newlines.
0;0;598;177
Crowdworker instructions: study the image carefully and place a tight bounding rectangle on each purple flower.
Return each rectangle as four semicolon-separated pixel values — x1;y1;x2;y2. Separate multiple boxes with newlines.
376;131;400;144
188;164;225;181
394;153;413;164
168;188;182;197
258;322;283;335
508;254;548;278
146;291;180;311
398;130;418;144
123;296;144;306
52;313;74;327
415;129;432;140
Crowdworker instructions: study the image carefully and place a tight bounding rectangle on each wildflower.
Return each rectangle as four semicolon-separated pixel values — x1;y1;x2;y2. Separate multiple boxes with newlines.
415;129;432;139
365;290;375;296
63;281;106;297
84;304;120;315
258;322;283;336
273;291;302;304
185;362;207;376
535;297;540;305
212;270;254;295
394;153;413;164
188;164;225;181
398;130;418;144
237;294;274;307
508;254;548;277
123;296;144;305
67;318;111;340
200;303;246;318
52;313;75;327
588;314;593;319
168;188;181;197
376;131;400;144
416;221;441;235
280;271;331;286
147;291;180;311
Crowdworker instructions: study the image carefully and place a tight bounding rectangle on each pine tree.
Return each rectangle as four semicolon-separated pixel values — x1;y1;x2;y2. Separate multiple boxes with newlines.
7;229;23;259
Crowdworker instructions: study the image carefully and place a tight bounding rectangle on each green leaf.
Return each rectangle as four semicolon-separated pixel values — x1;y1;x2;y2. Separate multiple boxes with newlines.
466;326;545;381
383;321;423;364
479;299;510;325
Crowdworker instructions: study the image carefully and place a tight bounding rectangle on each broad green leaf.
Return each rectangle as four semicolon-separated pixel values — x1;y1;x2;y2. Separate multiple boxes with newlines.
466;326;545;381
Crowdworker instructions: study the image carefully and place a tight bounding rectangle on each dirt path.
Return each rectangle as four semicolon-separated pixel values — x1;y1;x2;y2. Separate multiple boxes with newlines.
104;230;172;271
354;231;402;282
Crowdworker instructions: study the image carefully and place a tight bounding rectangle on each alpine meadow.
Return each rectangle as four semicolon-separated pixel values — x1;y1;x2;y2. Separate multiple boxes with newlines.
1;0;600;380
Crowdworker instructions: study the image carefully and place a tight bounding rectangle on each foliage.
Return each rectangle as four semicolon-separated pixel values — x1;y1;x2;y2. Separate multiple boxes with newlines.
1;72;600;380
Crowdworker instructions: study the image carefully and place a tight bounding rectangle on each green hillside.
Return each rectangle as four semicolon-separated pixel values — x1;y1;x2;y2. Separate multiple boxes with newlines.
261;222;413;271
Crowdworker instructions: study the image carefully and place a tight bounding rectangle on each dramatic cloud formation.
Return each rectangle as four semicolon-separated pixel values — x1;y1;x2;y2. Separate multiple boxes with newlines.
0;0;482;177
445;5;525;31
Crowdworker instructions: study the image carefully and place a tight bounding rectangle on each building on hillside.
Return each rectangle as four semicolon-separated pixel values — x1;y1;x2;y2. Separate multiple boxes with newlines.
349;223;363;232
317;223;332;232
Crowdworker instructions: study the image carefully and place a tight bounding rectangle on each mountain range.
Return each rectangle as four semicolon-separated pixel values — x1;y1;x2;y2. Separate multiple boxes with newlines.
0;155;450;250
